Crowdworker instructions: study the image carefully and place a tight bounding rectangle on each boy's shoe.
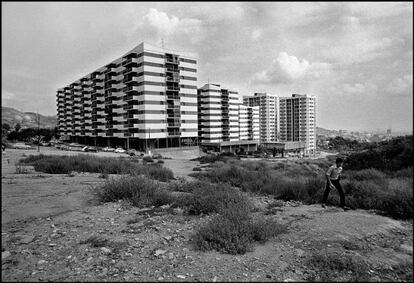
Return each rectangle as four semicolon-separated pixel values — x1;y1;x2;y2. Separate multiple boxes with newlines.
321;204;326;208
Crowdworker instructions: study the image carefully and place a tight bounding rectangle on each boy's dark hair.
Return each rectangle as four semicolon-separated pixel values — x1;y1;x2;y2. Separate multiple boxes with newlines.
336;157;344;163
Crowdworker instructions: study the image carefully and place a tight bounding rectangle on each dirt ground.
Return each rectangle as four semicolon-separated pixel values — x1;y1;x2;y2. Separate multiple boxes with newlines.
1;148;413;282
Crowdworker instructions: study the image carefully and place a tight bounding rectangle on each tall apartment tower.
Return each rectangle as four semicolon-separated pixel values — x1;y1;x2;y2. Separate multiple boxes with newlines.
56;42;198;150
198;84;240;143
247;106;260;141
243;93;279;143
279;94;316;155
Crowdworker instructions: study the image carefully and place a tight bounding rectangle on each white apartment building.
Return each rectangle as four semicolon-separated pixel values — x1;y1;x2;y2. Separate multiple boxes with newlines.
243;93;279;143
56;42;198;150
279;94;316;155
247;106;260;141
197;84;240;143
198;84;260;146
238;105;249;140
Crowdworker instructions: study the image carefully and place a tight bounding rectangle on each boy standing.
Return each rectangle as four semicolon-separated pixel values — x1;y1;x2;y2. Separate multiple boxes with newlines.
321;157;349;211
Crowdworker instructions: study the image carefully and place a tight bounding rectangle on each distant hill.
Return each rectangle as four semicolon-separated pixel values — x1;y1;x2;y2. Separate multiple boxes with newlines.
2;107;57;129
316;127;338;137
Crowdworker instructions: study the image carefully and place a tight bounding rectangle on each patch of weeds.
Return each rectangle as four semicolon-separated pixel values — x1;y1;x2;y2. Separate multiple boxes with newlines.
192;167;202;171
142;156;154;163
93;175;175;207
192;209;287;255
174;181;252;216
305;251;371;282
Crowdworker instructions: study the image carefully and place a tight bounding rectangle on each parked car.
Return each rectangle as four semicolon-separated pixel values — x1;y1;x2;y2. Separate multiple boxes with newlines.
12;143;35;150
102;147;116;152
85;146;98;152
114;147;126;153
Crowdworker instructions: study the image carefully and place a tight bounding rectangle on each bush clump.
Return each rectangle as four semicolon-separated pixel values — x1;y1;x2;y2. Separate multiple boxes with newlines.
174;181;252;215
305;251;370;282
192;209;287;254
142;156;154;163
19;154;174;182
92;175;174;207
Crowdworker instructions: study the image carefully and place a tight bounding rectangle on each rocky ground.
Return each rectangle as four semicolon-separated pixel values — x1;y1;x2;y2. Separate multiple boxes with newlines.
1;149;413;282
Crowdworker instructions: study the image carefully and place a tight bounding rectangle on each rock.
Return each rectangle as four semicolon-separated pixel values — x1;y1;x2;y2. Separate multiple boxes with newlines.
173;208;184;215
164;236;173;241
284;279;295;282
176;274;186;279
266;274;272;279
125;252;132;257
295;249;305;257
19;235;35;244
158;277;164;281
154;249;168;257
87;257;93;262
212;276;218;282
168;253;174;260
2;251;11;260
101;247;112;255
37;260;47;265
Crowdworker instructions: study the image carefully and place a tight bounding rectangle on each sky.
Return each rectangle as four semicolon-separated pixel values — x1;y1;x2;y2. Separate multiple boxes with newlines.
2;2;413;132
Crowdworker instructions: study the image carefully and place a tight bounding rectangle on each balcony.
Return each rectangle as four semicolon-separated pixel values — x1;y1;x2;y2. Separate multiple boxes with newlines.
124;86;139;92
166;94;180;100
167;131;181;137
166;66;179;73
165;56;179;64
166;85;180;91
166;75;179;82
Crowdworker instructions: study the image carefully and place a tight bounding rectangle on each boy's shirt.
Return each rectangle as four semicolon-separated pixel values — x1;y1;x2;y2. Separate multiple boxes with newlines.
326;164;342;180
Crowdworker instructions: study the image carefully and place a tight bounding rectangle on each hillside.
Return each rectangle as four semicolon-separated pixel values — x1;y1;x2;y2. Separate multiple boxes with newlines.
316;126;339;136
1;107;56;129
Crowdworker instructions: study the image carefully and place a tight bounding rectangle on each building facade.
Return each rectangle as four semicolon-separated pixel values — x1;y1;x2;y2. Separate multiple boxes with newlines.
279;94;316;155
198;84;259;145
243;93;279;143
197;84;240;143
56;42;198;150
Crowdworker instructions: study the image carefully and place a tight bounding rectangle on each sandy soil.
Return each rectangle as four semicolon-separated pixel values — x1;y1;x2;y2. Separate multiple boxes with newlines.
1;148;413;282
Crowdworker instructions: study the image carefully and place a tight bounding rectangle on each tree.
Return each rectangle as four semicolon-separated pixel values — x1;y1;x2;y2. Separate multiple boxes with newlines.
2;123;11;131
14;123;21;132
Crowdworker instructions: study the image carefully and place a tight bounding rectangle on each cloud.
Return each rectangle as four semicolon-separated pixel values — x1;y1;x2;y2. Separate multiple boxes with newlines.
2;90;15;100
386;75;413;95
142;8;203;43
252;52;332;84
343;82;378;95
251;29;262;41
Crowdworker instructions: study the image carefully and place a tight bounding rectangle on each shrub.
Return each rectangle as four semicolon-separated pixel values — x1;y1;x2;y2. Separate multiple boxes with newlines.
18;154;174;182
138;163;174;182
143;156;154;163
93;175;174;207
157;160;164;164
305;251;370;282
192;211;287;254
192;167;202;171
174;181;252;215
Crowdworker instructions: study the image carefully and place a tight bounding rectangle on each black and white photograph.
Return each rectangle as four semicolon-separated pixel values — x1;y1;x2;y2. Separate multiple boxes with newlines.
2;1;413;282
